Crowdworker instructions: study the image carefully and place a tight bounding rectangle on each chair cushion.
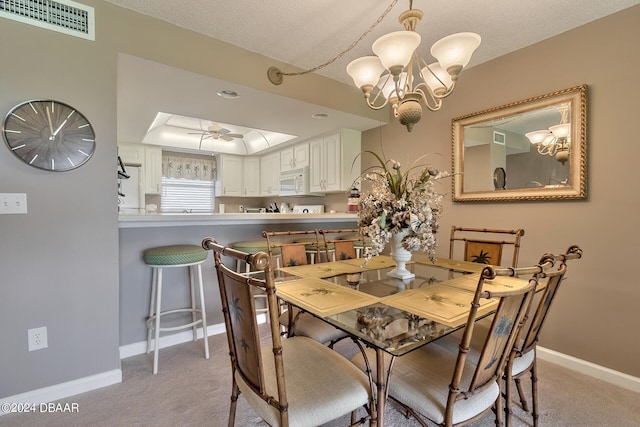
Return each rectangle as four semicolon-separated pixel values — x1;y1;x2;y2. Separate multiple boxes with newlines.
352;344;499;425
143;244;208;266
236;336;370;427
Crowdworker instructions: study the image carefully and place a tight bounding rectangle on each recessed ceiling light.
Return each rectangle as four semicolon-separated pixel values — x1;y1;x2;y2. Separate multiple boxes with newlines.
312;113;328;119
217;90;239;99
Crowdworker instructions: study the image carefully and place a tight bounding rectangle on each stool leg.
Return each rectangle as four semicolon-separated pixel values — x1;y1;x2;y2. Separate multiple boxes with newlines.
153;268;163;375
147;267;158;354
197;263;209;359
189;265;197;341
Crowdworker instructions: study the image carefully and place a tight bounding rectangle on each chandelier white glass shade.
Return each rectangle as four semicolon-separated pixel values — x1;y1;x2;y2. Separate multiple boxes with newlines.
346;6;480;131
525;104;571;164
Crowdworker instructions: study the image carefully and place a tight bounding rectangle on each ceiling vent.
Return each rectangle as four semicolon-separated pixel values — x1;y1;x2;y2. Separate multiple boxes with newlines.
0;0;95;40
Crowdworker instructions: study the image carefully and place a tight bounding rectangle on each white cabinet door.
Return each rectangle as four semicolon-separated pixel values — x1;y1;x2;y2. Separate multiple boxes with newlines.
217;155;243;196
118;143;145;165
243;157;260;197
280;143;309;172
144;146;162;194
308;130;361;193
260;152;280;196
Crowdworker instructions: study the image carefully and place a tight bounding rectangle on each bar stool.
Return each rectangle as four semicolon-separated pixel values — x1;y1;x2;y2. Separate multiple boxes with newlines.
143;244;209;374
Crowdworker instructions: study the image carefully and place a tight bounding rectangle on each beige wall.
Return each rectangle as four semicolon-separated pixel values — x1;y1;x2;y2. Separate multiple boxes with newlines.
362;5;640;377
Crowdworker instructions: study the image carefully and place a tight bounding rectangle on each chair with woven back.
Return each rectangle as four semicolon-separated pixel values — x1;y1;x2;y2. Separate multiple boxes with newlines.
449;226;526;268
262;230;349;346
504;245;583;426
351;261;548;427
202;237;373;427
318;228;366;261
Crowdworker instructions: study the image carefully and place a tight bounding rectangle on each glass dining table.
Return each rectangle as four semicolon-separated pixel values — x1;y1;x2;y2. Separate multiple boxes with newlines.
273;255;530;427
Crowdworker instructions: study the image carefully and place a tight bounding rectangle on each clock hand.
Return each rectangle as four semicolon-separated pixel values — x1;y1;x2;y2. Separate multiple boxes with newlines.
53;119;68;137
46;107;55;140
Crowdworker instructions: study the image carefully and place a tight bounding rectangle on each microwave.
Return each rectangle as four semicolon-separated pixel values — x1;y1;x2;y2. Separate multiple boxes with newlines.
279;167;310;196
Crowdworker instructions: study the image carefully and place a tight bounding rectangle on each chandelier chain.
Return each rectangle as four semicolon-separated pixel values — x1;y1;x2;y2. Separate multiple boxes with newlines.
280;0;399;77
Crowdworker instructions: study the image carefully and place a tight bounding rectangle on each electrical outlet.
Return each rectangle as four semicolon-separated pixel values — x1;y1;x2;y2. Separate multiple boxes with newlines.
239;205;244;212
28;327;48;351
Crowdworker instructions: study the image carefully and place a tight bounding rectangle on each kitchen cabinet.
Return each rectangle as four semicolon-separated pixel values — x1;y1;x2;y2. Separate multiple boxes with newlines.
260;152;280;196
243;157;260;197
216;154;243;196
309;129;361;193
118;143;145;165
280;143;309;172
144;146;162;194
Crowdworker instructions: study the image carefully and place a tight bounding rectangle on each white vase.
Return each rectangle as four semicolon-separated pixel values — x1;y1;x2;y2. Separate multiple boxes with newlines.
387;228;415;280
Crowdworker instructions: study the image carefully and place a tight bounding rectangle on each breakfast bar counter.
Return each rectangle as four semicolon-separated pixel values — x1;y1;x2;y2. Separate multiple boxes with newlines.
118;212;358;351
118;212;358;228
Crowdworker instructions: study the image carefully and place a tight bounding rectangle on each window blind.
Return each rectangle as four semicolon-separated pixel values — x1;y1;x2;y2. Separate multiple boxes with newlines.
160;177;214;213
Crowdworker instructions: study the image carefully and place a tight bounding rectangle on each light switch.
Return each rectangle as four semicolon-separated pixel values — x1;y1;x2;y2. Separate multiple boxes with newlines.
0;193;27;214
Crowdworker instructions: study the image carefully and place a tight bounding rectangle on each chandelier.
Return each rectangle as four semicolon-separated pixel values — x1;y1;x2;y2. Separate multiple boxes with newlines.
345;1;481;131
525;104;571;164
266;0;480;132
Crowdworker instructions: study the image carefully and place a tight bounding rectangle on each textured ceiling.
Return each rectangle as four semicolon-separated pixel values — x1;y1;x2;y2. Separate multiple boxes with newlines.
105;0;640;84
108;0;640;154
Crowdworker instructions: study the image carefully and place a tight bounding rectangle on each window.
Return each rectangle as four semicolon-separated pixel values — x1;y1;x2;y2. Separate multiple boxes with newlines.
160;177;214;213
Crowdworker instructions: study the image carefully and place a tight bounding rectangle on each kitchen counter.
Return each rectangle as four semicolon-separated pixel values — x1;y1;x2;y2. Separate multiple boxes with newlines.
118;212;358;228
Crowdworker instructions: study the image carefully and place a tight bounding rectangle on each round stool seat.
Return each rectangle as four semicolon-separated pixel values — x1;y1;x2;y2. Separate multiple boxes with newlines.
143;245;208;266
229;240;281;255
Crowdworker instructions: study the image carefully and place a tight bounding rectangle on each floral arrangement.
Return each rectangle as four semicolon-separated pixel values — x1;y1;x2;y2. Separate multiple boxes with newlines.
357;151;448;261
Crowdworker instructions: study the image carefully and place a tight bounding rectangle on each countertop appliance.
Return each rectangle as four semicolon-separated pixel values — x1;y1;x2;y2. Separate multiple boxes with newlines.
292;205;324;214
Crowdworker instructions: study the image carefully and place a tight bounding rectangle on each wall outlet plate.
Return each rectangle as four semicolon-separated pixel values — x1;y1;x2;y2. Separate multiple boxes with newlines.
28;326;48;351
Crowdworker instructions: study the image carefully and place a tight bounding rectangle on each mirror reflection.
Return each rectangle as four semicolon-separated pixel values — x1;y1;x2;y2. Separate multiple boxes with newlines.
452;85;587;202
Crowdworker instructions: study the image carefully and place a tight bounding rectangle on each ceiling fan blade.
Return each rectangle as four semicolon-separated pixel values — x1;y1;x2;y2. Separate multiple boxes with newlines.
227;133;244;139
221;135;235;141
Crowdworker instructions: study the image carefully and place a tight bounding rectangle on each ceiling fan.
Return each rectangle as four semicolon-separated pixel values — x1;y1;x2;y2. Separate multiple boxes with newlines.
189;124;244;147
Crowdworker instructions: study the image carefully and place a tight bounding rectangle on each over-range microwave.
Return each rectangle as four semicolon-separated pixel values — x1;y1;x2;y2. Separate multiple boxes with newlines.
279;167;310;196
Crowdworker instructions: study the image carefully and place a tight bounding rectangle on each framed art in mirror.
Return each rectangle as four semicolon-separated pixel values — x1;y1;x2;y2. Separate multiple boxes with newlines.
452;84;587;202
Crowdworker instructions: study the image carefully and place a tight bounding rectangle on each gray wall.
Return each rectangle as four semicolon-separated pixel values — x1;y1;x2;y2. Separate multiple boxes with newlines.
361;5;640;377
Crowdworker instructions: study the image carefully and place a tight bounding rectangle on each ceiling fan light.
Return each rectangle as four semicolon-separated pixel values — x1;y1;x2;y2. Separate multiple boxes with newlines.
346;56;386;90
421;62;453;95
372;30;421;73
525;130;552;144
430;32;481;75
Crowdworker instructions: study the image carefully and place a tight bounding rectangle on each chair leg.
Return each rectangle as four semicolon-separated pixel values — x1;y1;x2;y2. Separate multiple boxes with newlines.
515;377;529;411
189;265;198;341
495;381;504;427
146;267;158;354
153;268;163;375
197;264;210;359
228;379;240;427
505;368;513;427
531;361;539;427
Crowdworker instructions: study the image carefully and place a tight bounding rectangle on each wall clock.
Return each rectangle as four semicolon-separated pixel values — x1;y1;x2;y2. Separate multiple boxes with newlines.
2;100;96;171
493;167;506;190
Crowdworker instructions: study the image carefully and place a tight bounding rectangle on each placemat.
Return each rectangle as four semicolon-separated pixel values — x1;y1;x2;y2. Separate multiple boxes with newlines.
276;278;381;317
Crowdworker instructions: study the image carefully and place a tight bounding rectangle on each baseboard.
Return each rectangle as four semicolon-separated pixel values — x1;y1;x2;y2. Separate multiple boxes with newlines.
0;369;121;417
119;316;266;360
537;346;640;393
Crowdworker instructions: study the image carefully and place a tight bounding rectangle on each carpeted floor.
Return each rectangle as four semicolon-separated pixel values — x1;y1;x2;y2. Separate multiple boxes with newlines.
2;328;639;427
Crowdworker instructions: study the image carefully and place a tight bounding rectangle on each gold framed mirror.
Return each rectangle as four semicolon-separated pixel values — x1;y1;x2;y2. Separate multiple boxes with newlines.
452;85;587;202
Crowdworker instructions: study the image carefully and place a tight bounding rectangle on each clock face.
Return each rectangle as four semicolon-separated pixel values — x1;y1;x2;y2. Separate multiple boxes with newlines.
2;100;96;171
493;167;506;190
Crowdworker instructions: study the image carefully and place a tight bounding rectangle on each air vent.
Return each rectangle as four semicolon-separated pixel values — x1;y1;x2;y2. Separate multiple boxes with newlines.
0;0;94;40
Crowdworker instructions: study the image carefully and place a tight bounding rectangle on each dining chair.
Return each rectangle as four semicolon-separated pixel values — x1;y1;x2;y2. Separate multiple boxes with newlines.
318;228;366;261
352;262;543;427
449;226;525;268
503;245;583;427
202;238;373;427
262;230;350;346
